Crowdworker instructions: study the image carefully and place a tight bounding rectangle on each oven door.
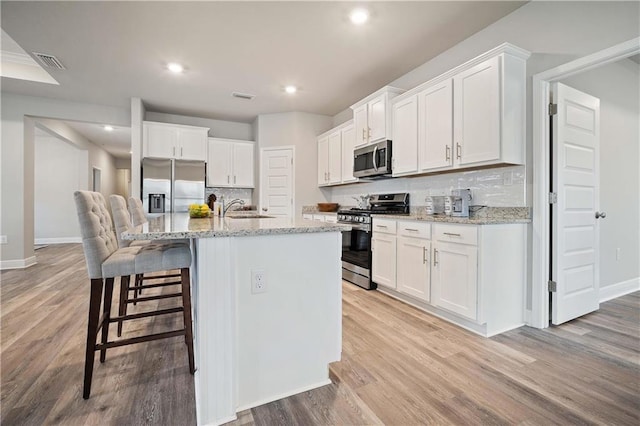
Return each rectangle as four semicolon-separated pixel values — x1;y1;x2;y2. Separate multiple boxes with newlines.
340;223;375;289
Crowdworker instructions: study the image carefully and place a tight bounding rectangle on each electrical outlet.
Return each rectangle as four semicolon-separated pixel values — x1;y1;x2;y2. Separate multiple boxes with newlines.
251;269;267;294
503;171;513;186
0;235;7;244
616;248;621;261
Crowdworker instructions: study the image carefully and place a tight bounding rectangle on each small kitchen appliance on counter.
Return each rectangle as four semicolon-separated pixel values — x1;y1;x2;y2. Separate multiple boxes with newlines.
337;193;410;290
451;189;472;218
425;195;446;215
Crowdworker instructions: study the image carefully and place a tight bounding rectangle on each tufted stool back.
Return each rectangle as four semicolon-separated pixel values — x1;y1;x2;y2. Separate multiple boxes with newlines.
128;197;147;227
74;191;118;279
109;194;135;248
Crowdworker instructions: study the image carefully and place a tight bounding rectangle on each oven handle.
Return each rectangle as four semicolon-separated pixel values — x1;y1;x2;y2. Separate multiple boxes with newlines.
339;223;370;232
373;146;378;171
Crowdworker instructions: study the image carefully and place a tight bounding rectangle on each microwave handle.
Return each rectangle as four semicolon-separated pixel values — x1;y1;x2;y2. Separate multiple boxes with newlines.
373;146;378;171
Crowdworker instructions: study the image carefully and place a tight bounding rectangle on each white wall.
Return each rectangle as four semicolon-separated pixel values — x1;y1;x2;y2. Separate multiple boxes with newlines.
34;133;88;243
0;92;128;266
145;111;253;140
255;112;333;215
561;59;640;296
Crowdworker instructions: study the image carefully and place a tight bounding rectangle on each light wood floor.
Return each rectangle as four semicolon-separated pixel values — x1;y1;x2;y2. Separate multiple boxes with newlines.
2;244;639;425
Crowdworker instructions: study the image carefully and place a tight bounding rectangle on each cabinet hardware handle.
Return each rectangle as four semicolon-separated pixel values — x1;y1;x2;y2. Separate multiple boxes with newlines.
173;147;176;157
234;175;237;184
227;175;230;183
446;145;451;161
368;127;372;139
328;172;330;181
405;228;419;232
456;143;462;159
362;129;366;141
376;225;388;228
443;232;461;237
423;247;428;264
181;147;183;157
433;248;438;266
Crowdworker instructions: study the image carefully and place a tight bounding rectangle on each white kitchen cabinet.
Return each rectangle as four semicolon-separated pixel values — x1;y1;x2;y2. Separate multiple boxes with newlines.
397;236;431;302
143;121;208;161
391;95;419;176
317;120;358;187
207;138;254;188
418;79;453;171
340;124;357;184
431;240;478;320
351;86;404;147
371;232;396;289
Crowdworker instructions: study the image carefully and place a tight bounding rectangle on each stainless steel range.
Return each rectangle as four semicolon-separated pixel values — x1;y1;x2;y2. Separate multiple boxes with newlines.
337;193;410;290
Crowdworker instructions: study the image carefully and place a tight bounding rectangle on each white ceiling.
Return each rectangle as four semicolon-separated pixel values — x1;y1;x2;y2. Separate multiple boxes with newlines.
1;1;526;125
64;121;132;159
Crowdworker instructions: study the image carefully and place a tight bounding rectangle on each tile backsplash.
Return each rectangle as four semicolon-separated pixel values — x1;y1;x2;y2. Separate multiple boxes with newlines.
326;165;526;207
205;187;253;206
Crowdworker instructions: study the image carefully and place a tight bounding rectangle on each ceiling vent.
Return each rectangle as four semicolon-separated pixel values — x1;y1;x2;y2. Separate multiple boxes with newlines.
32;52;66;70
232;92;255;100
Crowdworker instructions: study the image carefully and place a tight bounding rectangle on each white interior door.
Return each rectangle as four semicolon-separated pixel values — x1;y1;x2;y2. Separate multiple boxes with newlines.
260;148;294;218
551;82;601;325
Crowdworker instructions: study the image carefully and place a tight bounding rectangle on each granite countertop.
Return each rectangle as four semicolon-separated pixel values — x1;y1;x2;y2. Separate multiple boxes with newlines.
374;207;532;225
122;213;348;240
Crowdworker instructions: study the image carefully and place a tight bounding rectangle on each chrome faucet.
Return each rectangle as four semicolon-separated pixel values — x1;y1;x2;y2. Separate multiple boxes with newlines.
222;199;245;216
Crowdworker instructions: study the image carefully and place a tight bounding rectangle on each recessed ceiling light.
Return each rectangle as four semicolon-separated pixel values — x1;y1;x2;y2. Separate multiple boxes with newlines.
167;62;184;73
350;8;369;25
103;125;114;132
285;85;297;94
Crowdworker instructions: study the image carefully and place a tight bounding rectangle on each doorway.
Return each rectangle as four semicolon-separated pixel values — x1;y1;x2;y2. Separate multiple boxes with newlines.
532;37;640;328
92;167;102;192
259;147;294;218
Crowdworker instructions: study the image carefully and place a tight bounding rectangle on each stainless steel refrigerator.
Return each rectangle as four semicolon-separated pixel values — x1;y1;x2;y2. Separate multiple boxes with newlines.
142;158;205;213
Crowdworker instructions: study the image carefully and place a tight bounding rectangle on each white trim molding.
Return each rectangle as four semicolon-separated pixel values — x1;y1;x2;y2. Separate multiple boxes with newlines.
600;278;640;303
531;37;640;329
35;237;82;245
0;256;37;270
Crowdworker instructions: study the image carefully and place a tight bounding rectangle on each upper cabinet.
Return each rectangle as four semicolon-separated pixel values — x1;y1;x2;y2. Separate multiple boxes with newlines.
318;120;358;187
143;121;208;161
351;86;405;147
391;44;530;177
207;138;254;188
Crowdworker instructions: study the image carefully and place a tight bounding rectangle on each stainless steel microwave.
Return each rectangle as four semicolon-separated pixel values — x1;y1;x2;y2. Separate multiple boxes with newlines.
353;140;392;179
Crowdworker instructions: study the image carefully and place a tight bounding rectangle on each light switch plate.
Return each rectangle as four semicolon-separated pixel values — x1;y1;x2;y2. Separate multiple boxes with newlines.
0;235;7;244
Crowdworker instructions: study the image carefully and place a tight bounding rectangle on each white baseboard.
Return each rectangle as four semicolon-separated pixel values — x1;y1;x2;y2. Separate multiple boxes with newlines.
600;277;640;303
34;237;82;244
235;379;332;413
0;256;37;270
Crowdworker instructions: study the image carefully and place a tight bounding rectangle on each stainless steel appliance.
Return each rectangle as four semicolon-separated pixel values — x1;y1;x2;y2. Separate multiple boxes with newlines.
425;195;445;215
353;140;392;179
451;188;472;218
337;193;410;290
142;158;206;214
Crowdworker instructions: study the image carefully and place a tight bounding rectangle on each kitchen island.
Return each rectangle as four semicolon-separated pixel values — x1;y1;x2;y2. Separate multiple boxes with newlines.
123;213;346;426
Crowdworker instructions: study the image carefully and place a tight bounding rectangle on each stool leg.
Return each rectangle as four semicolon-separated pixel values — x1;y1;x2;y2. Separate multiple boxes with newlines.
134;274;142;304
83;278;103;399
180;268;195;374
117;275;130;337
137;274;143;297
100;278;114;363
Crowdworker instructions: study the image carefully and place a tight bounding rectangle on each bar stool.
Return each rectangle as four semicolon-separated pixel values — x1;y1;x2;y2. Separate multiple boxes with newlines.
109;194;183;336
128;197;147;227
74;190;195;399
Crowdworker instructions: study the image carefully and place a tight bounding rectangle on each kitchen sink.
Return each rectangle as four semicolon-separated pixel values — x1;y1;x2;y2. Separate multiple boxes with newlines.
226;214;275;219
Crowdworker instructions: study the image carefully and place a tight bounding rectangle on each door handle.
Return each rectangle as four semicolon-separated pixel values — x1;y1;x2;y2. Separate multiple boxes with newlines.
373;146;378;171
173;147;176;157
368;127;372;139
433;248;438;266
227;175;230;184
423;247;428;264
180;147;183;157
446;145;451;161
362;129;366;141
234;175;237;184
262;207;268;212
595;211;607;219
456;143;462;159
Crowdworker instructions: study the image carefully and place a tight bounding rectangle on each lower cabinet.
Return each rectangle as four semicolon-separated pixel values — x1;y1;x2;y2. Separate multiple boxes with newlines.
431;240;478;320
371;232;396;289
396;236;431;302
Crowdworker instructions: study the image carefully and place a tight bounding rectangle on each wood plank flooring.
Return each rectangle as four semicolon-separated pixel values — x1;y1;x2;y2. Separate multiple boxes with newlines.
2;244;639;425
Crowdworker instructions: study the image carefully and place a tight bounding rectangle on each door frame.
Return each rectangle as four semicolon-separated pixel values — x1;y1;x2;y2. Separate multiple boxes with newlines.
259;146;295;218
531;37;639;329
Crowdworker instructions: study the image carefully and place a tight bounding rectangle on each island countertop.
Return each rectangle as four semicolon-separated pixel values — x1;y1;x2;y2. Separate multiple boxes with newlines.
122;213;348;240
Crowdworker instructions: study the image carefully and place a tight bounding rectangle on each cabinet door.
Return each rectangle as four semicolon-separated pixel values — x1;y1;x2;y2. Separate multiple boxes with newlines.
397;236;430;302
353;105;369;147
207;139;232;187
431;241;478;320
454;56;500;166
328;131;342;184
368;94;386;142
232;143;254;188
372;233;396;289
392;95;418;176
144;123;177;159
419;80;453;171
178;128;208;161
317;137;329;186
341;124;357;183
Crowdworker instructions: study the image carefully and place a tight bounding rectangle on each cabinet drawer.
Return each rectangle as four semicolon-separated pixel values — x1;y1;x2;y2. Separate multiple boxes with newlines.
302;214;313;220
397;221;431;239
372;218;397;234
434;224;477;246
312;214;326;222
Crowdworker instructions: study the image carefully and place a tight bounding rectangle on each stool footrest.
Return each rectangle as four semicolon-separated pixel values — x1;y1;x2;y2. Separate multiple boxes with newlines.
126;292;182;303
111;307;184;322
96;329;186;350
129;281;181;291
141;273;181;280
